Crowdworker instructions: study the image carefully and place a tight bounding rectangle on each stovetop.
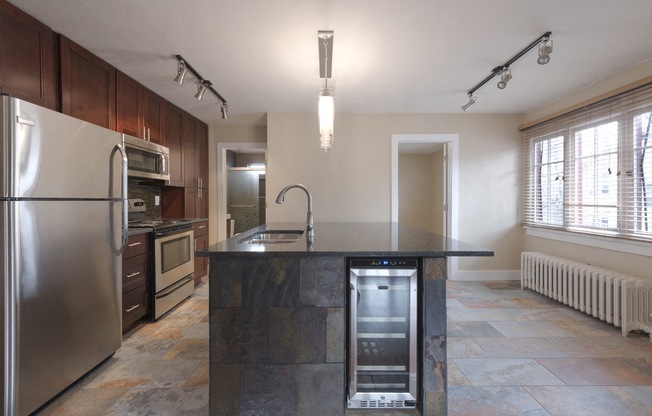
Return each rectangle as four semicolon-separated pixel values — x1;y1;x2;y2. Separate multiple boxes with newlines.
128;219;194;232
127;198;193;232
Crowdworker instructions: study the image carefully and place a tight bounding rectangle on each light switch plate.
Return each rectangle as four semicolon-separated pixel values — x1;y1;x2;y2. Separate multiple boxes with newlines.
154;195;160;206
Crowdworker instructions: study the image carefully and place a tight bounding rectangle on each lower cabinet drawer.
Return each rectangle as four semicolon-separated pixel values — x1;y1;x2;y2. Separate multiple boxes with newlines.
122;284;149;330
122;253;149;294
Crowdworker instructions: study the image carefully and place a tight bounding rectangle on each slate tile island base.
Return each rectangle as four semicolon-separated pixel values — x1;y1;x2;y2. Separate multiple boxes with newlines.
199;222;493;416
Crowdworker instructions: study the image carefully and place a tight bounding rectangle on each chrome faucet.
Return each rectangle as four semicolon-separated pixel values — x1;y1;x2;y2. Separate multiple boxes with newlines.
275;183;314;237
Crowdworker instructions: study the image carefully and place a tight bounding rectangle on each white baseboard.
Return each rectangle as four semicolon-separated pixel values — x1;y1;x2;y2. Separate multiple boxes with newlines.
449;269;520;282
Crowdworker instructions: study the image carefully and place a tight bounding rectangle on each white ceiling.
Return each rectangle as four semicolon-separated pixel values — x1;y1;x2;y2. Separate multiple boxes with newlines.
9;0;652;126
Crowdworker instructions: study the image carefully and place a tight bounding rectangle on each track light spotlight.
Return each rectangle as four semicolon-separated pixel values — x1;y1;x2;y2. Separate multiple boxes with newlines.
497;68;512;89
194;81;207;100
537;38;553;65
173;55;229;120
461;94;476;111
174;60;187;85
461;32;551;111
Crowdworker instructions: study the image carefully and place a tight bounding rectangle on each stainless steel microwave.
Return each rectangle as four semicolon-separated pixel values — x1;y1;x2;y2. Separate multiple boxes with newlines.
122;134;170;182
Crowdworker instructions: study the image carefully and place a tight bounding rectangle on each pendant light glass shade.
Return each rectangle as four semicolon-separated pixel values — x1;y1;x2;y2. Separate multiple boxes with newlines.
318;88;334;151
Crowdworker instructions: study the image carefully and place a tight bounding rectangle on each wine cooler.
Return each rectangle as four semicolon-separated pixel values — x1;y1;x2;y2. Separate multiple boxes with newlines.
347;258;418;409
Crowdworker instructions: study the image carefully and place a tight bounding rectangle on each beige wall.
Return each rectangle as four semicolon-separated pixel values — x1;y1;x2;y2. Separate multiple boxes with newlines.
266;112;524;273
522;60;652;278
204;62;651;277
398;152;443;234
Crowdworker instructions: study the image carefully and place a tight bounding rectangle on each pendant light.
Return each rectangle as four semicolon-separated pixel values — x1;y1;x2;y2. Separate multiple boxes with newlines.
318;31;334;151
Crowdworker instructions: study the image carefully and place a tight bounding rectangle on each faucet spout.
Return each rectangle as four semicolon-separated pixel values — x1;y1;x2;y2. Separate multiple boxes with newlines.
275;183;314;237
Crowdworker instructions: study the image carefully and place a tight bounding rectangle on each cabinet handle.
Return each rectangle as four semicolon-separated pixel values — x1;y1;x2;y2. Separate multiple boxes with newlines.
198;225;206;229
125;272;140;279
142;126;146;139
125;305;140;313
128;241;142;247
148;128;151;141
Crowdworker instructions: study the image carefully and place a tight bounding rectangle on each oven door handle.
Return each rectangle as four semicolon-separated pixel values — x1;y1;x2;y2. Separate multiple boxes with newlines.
155;275;194;299
154;225;194;238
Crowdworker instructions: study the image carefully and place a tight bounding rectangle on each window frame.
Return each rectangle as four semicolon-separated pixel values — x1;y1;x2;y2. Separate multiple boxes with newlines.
523;85;652;242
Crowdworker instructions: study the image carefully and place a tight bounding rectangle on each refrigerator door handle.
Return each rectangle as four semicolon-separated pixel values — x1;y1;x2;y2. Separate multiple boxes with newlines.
110;144;129;255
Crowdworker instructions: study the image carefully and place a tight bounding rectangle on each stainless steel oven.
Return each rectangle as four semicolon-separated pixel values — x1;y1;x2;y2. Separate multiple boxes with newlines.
348;258;418;409
153;225;194;319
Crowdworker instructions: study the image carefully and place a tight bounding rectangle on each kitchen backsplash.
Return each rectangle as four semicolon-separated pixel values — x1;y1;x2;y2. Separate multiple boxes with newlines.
128;179;161;219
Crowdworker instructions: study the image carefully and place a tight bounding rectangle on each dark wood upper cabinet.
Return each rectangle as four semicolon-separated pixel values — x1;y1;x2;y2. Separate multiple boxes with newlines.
144;90;165;145
165;102;184;187
0;0;56;109
59;35;116;129
195;121;208;190
182;112;197;188
117;70;165;144
116;71;143;137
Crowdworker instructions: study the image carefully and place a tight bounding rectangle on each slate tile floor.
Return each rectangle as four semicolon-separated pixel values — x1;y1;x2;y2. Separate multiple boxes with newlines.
448;280;652;416
35;279;210;416
36;278;652;415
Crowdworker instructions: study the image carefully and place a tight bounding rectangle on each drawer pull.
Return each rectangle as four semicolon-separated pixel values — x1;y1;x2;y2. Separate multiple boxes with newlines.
128;242;142;247
198;225;206;229
125;272;140;279
125;305;140;313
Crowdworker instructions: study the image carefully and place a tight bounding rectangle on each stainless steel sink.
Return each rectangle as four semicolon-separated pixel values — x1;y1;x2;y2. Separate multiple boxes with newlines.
238;230;304;244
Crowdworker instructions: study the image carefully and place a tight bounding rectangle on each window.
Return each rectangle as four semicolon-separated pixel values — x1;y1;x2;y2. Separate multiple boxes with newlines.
523;84;652;241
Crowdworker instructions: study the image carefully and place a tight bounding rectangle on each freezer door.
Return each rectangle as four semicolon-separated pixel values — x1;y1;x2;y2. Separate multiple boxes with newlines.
5;200;122;416
0;96;123;199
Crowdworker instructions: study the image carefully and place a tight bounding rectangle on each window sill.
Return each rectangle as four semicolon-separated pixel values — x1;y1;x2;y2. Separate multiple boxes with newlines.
524;226;652;257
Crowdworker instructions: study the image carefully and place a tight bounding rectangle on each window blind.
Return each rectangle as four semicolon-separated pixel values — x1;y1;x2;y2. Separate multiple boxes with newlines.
522;83;652;241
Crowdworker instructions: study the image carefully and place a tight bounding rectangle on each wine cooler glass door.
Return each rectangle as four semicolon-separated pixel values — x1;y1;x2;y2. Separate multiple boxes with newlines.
348;263;418;408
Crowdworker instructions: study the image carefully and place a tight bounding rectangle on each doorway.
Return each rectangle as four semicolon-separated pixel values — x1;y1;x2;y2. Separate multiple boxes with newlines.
217;142;267;242
390;133;459;241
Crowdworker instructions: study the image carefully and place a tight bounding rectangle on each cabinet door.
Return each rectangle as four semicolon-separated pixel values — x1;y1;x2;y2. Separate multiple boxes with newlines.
196;188;208;219
182;112;197;188
165;103;184;187
184;187;196;218
193;233;208;285
144;90;165;145
59;35;116;129
195;121;208;189
0;1;56;109
116;71;143;137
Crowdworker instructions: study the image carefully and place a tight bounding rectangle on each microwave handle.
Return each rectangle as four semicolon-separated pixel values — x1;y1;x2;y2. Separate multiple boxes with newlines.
157;154;167;175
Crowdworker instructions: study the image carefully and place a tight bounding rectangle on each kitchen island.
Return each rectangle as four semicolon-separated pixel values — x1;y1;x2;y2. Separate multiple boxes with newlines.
197;222;492;416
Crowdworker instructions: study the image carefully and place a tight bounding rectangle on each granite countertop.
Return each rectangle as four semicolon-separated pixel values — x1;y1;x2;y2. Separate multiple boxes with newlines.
198;222;493;257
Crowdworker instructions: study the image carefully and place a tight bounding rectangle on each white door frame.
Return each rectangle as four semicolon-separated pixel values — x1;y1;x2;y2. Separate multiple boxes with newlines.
391;134;459;277
216;142;267;242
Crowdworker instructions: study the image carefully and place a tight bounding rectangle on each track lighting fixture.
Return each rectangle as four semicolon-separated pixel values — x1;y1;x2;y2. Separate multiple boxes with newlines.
537;37;553;65
195;81;208;100
461;94;477;112
317;31;334;151
173;55;228;120
497;68;512;89
461;32;552;111
174;60;187;85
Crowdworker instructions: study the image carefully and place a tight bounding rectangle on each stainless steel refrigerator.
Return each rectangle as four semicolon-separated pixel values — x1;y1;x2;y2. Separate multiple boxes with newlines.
1;96;127;415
